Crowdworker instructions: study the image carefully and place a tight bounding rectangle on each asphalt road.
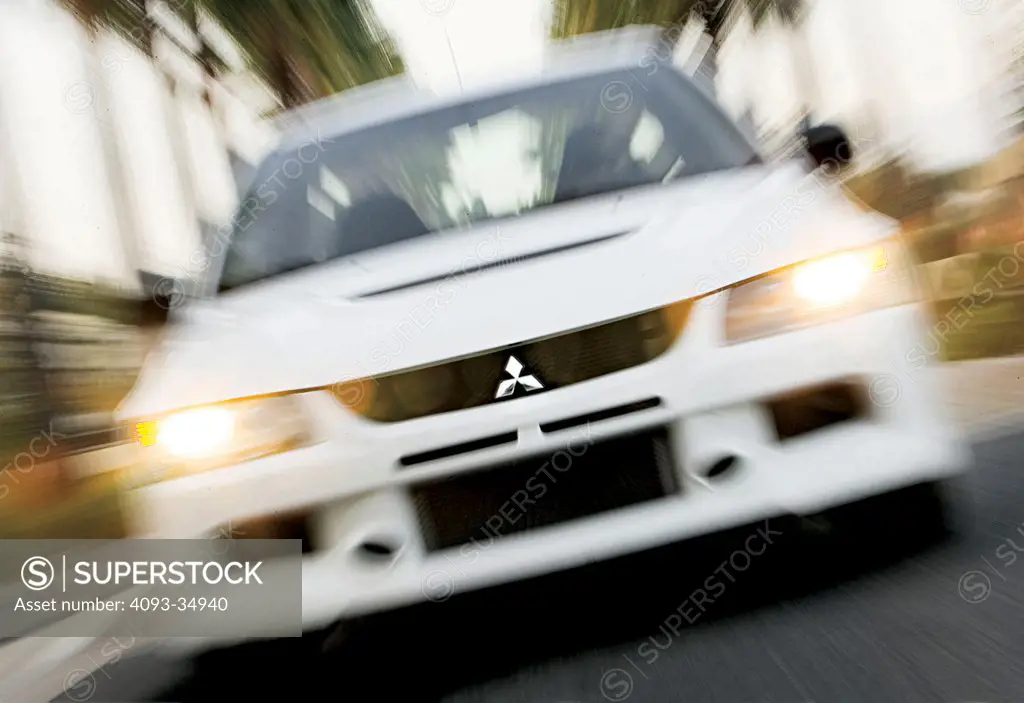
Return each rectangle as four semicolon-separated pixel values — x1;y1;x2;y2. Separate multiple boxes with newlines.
51;429;1024;703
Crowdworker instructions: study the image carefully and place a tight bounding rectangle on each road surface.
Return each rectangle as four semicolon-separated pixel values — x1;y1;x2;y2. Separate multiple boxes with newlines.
37;427;1024;703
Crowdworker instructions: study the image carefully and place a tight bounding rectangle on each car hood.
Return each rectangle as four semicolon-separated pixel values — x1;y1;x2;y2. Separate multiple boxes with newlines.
120;162;897;418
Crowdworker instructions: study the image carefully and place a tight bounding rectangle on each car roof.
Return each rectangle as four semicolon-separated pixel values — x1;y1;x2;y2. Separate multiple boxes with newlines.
274;25;683;152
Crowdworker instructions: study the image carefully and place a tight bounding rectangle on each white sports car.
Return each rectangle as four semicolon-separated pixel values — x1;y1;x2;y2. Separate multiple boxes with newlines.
115;32;970;649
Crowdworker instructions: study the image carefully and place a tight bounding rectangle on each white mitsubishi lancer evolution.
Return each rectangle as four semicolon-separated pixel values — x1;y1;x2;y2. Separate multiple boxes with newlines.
115;32;970;647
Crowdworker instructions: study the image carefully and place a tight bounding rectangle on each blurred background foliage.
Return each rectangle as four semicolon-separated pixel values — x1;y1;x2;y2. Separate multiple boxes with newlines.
1;0;406;532
60;0;404;110
190;0;404;110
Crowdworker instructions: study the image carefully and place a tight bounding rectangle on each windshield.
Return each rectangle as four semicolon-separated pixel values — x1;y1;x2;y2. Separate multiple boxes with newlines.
218;69;759;291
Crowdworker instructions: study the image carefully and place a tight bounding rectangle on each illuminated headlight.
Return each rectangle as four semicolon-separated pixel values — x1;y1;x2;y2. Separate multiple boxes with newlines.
155;407;236;459
725;239;919;344
131;395;312;483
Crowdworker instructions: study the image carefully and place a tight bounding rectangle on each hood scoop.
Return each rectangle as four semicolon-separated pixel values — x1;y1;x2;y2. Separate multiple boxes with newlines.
353;230;630;299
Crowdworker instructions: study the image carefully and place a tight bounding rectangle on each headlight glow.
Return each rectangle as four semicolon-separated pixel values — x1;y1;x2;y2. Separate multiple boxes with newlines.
725;239;917;344
156;407;236;459
791;250;877;308
130;394;312;484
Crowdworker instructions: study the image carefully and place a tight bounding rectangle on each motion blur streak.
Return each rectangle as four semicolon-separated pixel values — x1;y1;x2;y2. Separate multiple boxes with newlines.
0;0;1023;701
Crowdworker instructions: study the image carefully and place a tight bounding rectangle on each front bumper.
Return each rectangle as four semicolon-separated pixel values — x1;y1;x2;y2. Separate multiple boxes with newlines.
122;301;971;650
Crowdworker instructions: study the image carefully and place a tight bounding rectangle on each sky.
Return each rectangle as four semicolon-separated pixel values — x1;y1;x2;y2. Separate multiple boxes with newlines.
371;0;553;94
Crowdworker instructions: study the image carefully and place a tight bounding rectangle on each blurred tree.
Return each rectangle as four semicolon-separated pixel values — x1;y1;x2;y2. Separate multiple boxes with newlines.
552;0;693;42
549;0;747;113
104;0;153;55
551;0;817;124
196;0;405;111
844;157;970;223
64;0;406;110
0;234;64;477
62;0;155;53
739;0;816;121
551;1;735;65
182;1;227;109
60;0;108;33
195;1;315;108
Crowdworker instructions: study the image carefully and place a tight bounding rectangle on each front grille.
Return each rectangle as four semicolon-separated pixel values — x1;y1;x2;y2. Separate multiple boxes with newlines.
332;300;691;423
410;427;678;553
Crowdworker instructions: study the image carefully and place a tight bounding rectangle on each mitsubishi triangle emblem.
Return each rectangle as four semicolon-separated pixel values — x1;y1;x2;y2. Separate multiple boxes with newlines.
495;355;544;399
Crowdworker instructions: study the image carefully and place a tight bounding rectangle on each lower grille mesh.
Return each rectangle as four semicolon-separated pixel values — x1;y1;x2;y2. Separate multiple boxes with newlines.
411;427;678;552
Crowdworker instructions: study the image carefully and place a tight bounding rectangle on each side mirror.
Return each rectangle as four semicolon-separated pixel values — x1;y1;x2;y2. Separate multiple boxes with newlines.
137;270;186;328
802;123;853;170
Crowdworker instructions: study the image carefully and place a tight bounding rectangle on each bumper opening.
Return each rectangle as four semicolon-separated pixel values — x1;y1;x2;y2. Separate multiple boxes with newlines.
766;381;868;441
216;513;317;554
